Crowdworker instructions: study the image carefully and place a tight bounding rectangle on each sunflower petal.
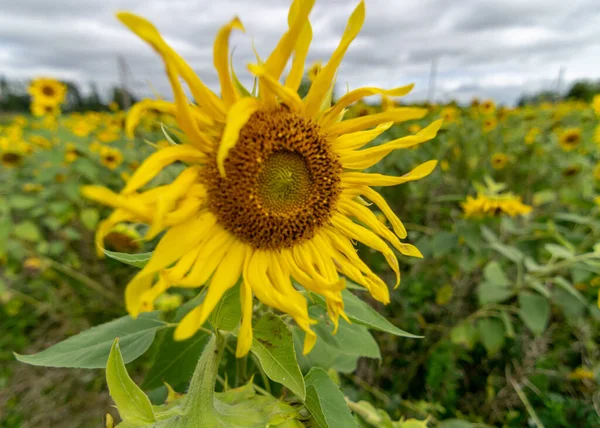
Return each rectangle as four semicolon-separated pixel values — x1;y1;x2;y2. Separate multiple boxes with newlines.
217;97;260;176
236;280;254;357
328;107;427;135
214;17;245;107
342;160;438;187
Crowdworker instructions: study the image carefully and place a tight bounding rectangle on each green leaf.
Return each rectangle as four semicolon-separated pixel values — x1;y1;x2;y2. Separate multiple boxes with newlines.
15;312;165;368
491;243;523;263
80;208;100;230
311;290;421;338
106;339;157;425
477;318;505;355
500;311;515;338
450;322;478;350
518;292;550;336
142;329;209;390
250;313;306;400
524;276;551;298
14;221;42;242
303;367;358;428
483;262;510;286
104;249;152;269
293;328;360;373
480;226;499;244
553;276;588;306
209;283;241;331
544;243;575;259
10;196;38;210
477;282;514;305
552;287;586;320
431;232;457;257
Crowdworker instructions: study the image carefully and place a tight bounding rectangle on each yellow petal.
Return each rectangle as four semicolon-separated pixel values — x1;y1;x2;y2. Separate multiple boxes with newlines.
117;12;226;122
265;0;316;82
236;280;254;357
284;1;312;93
214;17;245;107
304;1;365;117
196;241;246;325
339;120;442;169
332;122;393;151
343;160;438;187
217;97;260;176
322;84;414;127
123;145;205;194
248;64;303;110
353;186;407;238
328;107;427;136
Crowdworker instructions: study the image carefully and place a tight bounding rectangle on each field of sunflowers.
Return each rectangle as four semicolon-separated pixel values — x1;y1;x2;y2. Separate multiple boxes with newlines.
1;73;600;428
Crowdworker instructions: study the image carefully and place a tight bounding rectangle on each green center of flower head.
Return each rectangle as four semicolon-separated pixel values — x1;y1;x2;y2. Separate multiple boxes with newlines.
204;106;342;250
257;150;311;212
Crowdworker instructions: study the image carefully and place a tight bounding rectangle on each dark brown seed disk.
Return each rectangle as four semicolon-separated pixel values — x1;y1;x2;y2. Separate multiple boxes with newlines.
203;105;342;250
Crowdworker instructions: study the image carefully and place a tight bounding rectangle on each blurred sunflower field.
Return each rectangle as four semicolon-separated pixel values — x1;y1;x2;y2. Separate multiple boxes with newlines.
1;72;600;428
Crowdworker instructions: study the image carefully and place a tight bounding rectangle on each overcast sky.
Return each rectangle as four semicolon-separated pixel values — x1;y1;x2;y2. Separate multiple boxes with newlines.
1;0;600;105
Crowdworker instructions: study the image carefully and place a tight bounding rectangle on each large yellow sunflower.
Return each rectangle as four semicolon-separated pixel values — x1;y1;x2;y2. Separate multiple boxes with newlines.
28;77;67;106
83;0;441;357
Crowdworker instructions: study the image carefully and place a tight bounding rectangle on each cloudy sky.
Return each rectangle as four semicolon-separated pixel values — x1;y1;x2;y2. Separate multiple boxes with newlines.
1;0;600;105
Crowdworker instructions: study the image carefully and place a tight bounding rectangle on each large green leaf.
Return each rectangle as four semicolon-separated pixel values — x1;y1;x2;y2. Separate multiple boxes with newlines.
15;312;165;368
477;281;514;305
311;290;421;338
104;250;152;269
476;318;505;355
483;262;510;286
518;292;550;336
293;328;360;374
142;329;210;390
250;313;306;400
106;339;157;425
14;221;42;242
304;367;357;428
209;283;241;331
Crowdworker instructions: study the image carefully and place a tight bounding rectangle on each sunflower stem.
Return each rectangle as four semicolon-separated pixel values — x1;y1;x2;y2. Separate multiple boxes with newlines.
183;331;228;425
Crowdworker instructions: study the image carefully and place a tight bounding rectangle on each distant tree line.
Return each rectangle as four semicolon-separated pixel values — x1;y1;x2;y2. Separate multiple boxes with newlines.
0;76;138;112
517;79;600;106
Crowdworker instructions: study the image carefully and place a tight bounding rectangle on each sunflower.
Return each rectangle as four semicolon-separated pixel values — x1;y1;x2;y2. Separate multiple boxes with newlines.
104;224;142;253
408;124;422;134
440;106;459;124
462;193;532;218
479;99;495;115
470;98;480;108
1;151;24;168
29;135;52;149
491;153;508;170
559;128;581;152
525;127;540;145
593;94;600;116
31;100;61;117
109;101;120;112
65;143;82;163
482;118;497;133
562;165;580;177
82;1;441;357
99;146;124;170
23;183;43;193
28;78;67;106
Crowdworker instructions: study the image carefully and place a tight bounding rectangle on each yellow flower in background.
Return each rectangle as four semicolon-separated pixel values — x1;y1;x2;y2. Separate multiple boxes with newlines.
31;100;61;117
594;163;600;181
569;367;595;381
408;124;422;134
440;106;459;124
592;94;600;116
470;98;480;109
525;127;540;145
90;141;103;153
307;61;322;82
29;135;52;149
23;183;43;193
109;101;120;112
65;143;81;163
559;128;581;152
482;118;497;133
440;159;450;171
99;146;123;170
462;193;532;218
28;77;67;106
1;151;24;168
83;1;441;357
479;99;496;115
562;165;580;178
97;129;120;143
104;224;142;253
491;153;508;170
594;125;600;146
